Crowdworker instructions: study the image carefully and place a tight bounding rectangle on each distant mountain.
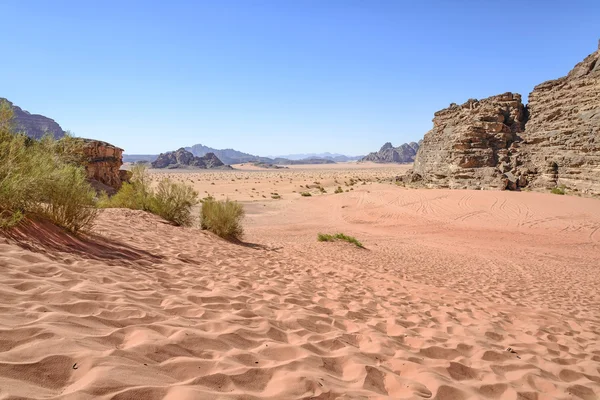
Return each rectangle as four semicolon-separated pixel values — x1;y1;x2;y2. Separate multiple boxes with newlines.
361;141;421;163
271;158;335;165
1;97;65;139
269;152;363;162
126;143;351;165
185;143;271;165
123;154;158;163
151;148;229;169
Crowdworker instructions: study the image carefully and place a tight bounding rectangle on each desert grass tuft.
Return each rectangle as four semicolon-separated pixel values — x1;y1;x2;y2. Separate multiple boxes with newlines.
317;233;364;248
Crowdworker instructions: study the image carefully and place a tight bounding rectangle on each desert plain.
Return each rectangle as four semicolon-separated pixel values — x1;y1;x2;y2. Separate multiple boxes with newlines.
1;162;599;399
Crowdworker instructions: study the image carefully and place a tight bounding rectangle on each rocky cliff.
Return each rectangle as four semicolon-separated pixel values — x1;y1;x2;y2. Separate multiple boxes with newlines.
518;44;600;195
404;42;600;195
0;97;65;139
151;148;227;169
408;93;526;189
82;140;127;194
362;141;420;163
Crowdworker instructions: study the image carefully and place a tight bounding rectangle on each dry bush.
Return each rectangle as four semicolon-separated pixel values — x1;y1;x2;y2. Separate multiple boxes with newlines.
150;179;198;226
200;198;244;240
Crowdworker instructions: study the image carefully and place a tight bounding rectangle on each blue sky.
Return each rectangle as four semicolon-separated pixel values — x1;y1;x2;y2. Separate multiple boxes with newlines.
1;1;598;156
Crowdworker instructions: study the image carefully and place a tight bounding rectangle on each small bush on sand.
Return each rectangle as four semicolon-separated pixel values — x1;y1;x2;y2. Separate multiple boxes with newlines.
334;186;344;194
317;233;364;248
101;164;198;226
0;100;96;232
201;198;244;240
150;179;198;226
300;192;312;197
551;185;566;195
98;165;153;211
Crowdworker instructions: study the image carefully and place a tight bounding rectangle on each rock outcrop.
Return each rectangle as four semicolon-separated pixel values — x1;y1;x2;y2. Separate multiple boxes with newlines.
151;148;226;169
362;142;420;163
82;140;126;194
518;44;600;195
409;93;526;189
1;97;65;139
404;42;600;195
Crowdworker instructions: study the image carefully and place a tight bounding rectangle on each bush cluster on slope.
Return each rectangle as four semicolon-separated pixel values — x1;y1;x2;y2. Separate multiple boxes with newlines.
99;164;199;227
0;100;97;232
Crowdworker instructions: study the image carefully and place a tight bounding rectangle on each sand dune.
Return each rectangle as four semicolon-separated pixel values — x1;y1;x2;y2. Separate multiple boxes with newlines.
1;168;599;399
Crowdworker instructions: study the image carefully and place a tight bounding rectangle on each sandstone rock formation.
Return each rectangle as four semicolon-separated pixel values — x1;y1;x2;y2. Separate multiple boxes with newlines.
82;140;126;194
404;42;600;195
518;44;600;195
362;141;420;163
0;97;65;139
151;148;226;169
408;93;526;189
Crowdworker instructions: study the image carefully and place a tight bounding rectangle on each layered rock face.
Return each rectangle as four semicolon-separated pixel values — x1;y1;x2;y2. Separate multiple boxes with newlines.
406;42;600;195
410;93;526;189
82;140;126;193
519;45;600;195
0;97;65;139
151;148;226;169
362;141;420;163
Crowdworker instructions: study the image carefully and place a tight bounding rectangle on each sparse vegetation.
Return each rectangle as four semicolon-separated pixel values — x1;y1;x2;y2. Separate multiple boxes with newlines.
300;192;312;197
200;198;245;240
334;186;344;194
317;233;364;248
99;164;198;226
0;100;97;232
551;185;566;195
151;179;198;226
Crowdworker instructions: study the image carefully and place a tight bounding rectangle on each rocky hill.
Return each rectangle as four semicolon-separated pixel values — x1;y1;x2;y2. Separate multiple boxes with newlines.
186;143;270;165
0;97;65;139
151;148;228;169
362;141;420;163
404;42;600;196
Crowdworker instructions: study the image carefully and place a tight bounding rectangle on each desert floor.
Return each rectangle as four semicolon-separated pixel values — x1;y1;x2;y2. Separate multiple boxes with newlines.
1;163;599;399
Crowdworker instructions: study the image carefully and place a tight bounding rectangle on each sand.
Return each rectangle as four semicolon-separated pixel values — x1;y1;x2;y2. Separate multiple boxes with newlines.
1;164;599;399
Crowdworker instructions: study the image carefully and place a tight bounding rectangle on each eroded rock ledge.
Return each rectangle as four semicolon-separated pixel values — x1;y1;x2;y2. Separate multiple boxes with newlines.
82;140;128;194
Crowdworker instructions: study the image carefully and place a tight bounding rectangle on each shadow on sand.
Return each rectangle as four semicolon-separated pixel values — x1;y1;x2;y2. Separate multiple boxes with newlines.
2;218;163;265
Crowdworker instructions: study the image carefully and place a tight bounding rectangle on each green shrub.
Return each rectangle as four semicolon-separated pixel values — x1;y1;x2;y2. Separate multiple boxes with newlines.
317;233;364;248
300;192;312;197
201;198;244;240
0;100;96;232
38;164;97;232
101;164;198;226
551;186;566;195
150;179;198;226
334;186;344;194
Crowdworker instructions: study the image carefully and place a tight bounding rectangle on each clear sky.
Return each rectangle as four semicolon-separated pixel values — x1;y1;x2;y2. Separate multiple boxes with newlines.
1;0;598;156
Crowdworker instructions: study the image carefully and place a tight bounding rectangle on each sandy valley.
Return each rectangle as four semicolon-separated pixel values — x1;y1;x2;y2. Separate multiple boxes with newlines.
1;163;599;399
